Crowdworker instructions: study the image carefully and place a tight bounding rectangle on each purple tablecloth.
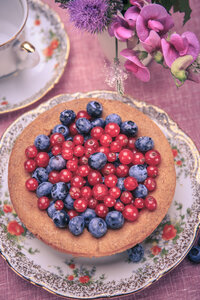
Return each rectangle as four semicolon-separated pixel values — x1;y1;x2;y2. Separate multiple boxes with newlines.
0;0;200;299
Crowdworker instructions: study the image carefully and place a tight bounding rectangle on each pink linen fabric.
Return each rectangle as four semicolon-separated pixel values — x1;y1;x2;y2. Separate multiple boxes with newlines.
0;0;200;299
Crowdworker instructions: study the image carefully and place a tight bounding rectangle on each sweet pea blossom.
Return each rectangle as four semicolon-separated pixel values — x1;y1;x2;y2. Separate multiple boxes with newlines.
161;31;200;67
120;48;150;82
136;4;174;42
130;0;151;9
171;55;193;83
141;30;161;53
108;15;134;41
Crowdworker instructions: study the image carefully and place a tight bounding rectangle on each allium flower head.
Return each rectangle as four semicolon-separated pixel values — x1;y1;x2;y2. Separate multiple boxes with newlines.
68;0;110;34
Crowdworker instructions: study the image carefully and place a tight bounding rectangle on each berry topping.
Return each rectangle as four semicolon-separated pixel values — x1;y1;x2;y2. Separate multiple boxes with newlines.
38;196;50;210
86;101;103;118
88;152;107;170
88;217;107;238
144;196;157;211
135;136;154;152
145;150;161;166
120;121;138;137
60;109;76;126
25;145;38;158
105;211;124;229
25;178;38;191
68;216;85;236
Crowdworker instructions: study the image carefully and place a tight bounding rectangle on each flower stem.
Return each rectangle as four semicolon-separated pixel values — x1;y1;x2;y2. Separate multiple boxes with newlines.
114;38;119;64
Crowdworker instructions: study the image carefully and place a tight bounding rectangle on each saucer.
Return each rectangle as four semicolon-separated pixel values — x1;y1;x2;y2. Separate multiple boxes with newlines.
0;91;199;298
0;0;69;114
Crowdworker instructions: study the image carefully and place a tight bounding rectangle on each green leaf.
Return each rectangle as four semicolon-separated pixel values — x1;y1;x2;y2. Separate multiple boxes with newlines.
152;0;173;12
172;0;192;25
161;248;168;256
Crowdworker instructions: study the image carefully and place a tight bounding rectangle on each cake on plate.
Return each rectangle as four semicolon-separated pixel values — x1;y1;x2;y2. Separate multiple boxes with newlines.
8;98;176;257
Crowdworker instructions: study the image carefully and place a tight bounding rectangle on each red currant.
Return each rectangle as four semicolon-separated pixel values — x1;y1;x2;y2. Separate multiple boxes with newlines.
107;152;117;162
48;171;60;184
68;209;78;219
84;138;99;150
24;159;37;172
81;186;92;199
134;198;145;209
127;137;136;150
145;150;161;166
91;126;104;140
92;183;108;200
25;178;38;191
62;140;74;149
77;165;90;177
115;134;128;147
120;191;133;204
101;163;116;176
122;204;139;221
88;170;102;186
69;186;81;199
62;148;73;160
103;195;116;207
52;145;62;156
35;152;49;167
55;200;64;210
110;141;122;153
69;122;78;136
73;134;84;145
104;174;118;188
73;145;85;157
88;198;98;209
105;123;120;137
147;165;159;178
38;196;50;210
108;186;121;199
115;164;129;177
95;203;108;218
132;152;145;165
74;198;88;212
84;147;95;158
145;196;157;211
144;177;156;191
114;201;125;212
124;176;138;191
119;149;134;165
59;169;72;182
66;158;78;172
96;146;110;157
79;155;88;165
71;175;84;188
50;132;65;147
76;110;91;120
100;134;112;147
25;145;38;158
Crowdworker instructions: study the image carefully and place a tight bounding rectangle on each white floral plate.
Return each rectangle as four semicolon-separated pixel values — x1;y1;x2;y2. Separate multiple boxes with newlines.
0;0;69;114
0;91;200;299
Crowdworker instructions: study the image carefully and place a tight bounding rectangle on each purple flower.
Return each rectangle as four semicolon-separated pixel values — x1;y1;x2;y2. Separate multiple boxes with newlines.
136;4;174;42
161;32;200;67
141;30;161;53
130;0;151;10
120;48;150;82
108;15;134;41
67;0;109;33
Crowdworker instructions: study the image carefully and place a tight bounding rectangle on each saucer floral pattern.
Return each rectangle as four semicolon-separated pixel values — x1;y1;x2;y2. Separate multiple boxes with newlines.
0;91;199;298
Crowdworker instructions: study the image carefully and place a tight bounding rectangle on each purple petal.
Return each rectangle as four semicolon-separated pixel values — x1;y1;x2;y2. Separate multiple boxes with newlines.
162;14;174;34
182;31;200;61
140;4;168;21
125;6;140;29
136;14;149;41
115;26;133;40
141;30;161;53
161;38;178;67
148;20;164;32
170;34;188;53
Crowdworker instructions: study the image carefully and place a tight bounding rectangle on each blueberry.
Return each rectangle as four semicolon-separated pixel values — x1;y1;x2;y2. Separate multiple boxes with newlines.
51;182;68;200
36;182;53;198
105;211;124;229
52;124;69;138
63;193;74;210
84;134;91;142
34;134;50;150
32;167;48;183
47;201;56;218
133;184;148;198
81;208;96;227
68;216;85;236
66;136;73;141
46;164;53;174
88;152;107;170
60;109;76;126
52;210;69;228
91;118;105;128
86;101;103;118
120;121;138;137
129;165;148;182
127;244;144;262
49;155;66;171
76;118;92;134
135;136;154;152
117;177;125;191
188;246;200;263
105;113;122;126
88;217;107;238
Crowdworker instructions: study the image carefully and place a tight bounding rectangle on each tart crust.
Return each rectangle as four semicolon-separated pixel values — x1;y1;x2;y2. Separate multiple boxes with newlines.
8;98;176;257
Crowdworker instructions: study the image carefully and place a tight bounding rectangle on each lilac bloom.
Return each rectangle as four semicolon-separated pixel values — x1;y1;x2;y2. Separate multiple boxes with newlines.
120;48;150;82
136;4;174;42
161;31;200;67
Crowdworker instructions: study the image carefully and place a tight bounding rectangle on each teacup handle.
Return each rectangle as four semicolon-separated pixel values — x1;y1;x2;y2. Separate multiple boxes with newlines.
16;41;40;71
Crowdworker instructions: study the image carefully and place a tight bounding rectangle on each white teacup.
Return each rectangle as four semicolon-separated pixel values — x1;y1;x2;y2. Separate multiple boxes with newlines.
0;0;40;78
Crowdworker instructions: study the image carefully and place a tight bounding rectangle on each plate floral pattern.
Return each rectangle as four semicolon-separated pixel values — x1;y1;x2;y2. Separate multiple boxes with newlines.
0;91;199;299
0;0;69;114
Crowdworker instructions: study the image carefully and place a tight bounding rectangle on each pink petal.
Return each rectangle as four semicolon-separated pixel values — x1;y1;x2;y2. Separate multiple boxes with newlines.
136;14;149;41
170;34;188;53
115;26;133;41
125;6;140;29
182;31;200;61
148;20;164;32
141;30;161;53
140;4;168;21
161;39;178;67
